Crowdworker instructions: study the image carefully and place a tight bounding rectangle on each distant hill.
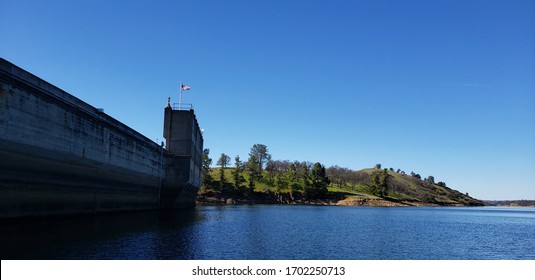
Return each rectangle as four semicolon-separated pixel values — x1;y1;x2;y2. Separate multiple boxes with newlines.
485;200;535;207
198;165;485;207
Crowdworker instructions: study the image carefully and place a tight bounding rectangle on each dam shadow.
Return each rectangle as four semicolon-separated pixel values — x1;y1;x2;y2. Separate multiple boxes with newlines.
0;208;204;259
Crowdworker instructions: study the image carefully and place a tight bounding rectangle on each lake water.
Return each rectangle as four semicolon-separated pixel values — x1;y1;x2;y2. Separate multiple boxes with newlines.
1;205;534;259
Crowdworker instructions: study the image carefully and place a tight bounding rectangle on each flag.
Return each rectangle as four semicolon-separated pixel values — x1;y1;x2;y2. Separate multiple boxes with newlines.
181;84;191;91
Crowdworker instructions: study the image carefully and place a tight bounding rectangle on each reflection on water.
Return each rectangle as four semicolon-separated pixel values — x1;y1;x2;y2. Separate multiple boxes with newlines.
1;206;534;260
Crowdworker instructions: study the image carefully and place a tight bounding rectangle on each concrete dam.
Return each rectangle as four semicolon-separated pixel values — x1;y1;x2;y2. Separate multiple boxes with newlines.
0;58;203;218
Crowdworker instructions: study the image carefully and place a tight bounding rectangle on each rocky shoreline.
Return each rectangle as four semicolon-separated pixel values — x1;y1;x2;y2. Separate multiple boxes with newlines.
196;194;466;207
338;197;468;207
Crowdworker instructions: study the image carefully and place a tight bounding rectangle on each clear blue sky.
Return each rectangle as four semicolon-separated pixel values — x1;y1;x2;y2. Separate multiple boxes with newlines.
1;0;534;200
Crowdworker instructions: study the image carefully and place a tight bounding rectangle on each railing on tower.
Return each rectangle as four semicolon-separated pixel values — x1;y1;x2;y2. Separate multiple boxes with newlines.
172;103;193;111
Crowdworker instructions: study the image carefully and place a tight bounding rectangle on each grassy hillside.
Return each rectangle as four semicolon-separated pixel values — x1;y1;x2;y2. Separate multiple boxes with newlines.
337;168;484;206
199;166;484;206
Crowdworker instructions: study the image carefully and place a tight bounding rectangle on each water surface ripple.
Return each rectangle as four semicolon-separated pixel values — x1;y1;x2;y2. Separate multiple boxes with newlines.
1;206;534;259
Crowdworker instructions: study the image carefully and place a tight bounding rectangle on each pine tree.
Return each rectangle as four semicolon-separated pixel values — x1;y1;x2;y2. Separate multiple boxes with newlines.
217;153;230;190
305;162;330;198
201;149;213;188
370;169;391;197
232;155;246;191
245;155;260;194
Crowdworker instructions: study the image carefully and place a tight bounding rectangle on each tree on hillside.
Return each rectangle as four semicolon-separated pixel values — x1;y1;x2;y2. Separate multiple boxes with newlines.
425;175;435;184
232;155;246;191
266;160;291;196
375;163;382;169
217;153;231;167
370;169;392;197
265;160;291;188
217;153;231;190
299;161;312;190
201;149;214;188
381;169;392;196
370;172;381;196
275;174;288;196
288;162;302;198
265;160;277;187
248;144;271;172
327;165;354;187
305;162;330;198
245;155;260;193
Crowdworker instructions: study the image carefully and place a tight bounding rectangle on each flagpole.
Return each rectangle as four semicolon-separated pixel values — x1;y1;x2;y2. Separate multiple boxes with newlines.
179;81;183;110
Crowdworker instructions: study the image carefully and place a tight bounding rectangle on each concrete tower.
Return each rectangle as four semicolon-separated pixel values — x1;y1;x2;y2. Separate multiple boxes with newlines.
160;100;203;208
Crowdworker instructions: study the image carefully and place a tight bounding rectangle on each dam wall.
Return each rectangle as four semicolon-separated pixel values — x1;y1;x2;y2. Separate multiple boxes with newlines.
0;58;202;218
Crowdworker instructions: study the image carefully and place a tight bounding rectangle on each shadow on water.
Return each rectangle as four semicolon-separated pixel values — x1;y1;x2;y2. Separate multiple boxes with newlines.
0;209;203;260
2;206;534;259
